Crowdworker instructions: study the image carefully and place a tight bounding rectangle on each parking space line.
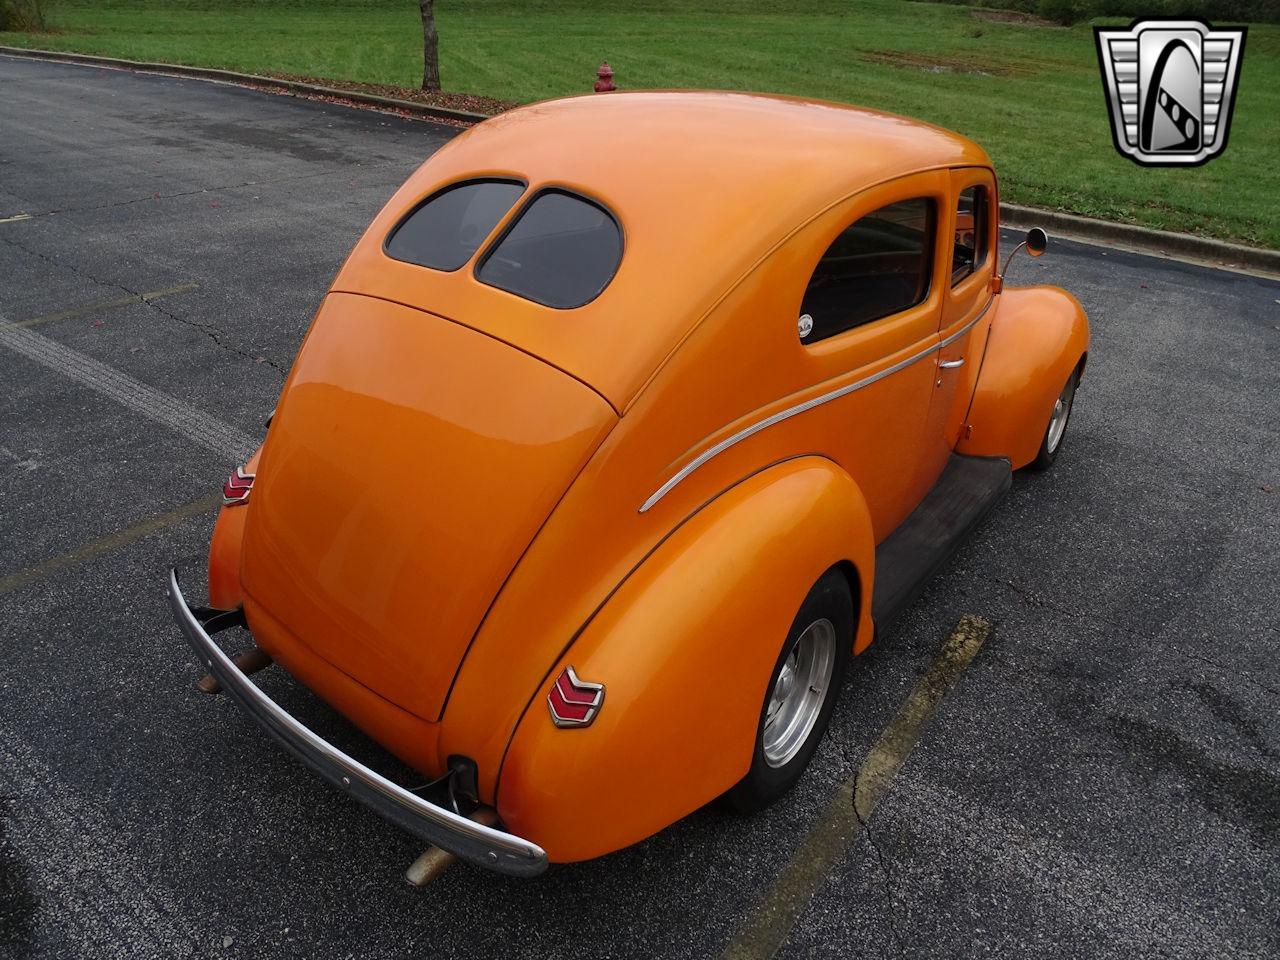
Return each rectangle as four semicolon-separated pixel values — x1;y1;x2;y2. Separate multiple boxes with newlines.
12;282;199;329
0;315;258;462
721;614;992;960
0;213;32;224
0;494;220;597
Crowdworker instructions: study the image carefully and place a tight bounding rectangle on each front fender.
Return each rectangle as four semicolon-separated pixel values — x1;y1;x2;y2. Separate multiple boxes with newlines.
496;457;875;863
958;285;1089;468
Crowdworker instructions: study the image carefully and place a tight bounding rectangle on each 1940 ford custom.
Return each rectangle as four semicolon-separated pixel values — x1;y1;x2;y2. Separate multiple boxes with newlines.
168;91;1089;878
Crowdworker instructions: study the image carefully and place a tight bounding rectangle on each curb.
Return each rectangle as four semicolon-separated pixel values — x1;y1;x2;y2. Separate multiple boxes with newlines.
3;44;1277;278
0;45;491;125
1000;203;1280;279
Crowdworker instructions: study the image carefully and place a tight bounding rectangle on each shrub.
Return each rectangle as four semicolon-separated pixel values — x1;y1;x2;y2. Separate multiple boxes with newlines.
0;0;50;32
1037;0;1092;24
926;0;1278;23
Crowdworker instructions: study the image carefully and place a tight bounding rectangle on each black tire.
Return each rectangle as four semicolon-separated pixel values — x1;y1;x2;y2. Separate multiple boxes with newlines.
1026;367;1079;472
726;568;853;813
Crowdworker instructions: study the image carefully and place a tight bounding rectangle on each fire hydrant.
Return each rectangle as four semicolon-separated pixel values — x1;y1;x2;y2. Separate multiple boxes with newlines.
594;61;616;93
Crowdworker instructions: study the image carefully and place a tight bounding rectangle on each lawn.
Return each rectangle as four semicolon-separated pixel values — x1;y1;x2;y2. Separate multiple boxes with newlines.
4;0;1278;247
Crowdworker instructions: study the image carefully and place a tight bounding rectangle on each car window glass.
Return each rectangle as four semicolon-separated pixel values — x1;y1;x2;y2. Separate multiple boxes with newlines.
951;186;989;285
799;198;935;343
385;179;525;272
476;190;623;309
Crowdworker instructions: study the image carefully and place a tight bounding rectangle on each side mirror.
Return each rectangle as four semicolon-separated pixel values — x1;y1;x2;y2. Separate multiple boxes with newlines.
993;226;1050;292
1026;227;1048;257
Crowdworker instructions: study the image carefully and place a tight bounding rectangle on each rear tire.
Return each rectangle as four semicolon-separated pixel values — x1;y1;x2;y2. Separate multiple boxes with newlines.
1026;367;1079;472
726;568;853;813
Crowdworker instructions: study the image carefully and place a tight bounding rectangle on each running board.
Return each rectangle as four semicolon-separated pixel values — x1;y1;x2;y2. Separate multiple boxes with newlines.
871;454;1012;632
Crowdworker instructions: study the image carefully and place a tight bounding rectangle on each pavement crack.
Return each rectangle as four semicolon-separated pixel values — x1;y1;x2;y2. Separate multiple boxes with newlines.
846;748;907;959
993;576;1280;701
1183;651;1280;699
130;284;285;374
1;233;285;374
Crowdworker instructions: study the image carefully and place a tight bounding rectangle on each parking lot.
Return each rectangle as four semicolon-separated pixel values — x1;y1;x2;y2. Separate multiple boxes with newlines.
1;55;1277;959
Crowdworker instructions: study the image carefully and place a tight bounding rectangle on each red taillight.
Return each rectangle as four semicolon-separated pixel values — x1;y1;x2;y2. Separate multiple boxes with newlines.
547;666;605;728
222;466;255;506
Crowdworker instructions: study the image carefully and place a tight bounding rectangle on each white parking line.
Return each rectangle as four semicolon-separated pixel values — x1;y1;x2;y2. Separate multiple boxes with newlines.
0;316;258;463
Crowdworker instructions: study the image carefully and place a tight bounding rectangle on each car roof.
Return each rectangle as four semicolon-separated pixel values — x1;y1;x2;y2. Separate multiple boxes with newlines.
470;90;989;200
339;92;991;409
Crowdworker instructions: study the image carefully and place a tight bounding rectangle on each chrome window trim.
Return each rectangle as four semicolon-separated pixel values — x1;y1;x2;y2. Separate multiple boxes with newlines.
638;298;993;513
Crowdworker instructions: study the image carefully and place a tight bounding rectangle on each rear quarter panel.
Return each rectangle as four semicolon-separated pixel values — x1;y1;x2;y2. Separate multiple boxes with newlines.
207;446;261;610
495;458;875;863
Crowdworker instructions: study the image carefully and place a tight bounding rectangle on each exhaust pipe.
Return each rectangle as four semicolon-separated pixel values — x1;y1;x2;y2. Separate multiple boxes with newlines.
198;645;272;694
404;807;499;887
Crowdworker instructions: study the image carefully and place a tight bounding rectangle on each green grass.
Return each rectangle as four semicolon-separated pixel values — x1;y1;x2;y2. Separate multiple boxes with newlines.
4;0;1278;247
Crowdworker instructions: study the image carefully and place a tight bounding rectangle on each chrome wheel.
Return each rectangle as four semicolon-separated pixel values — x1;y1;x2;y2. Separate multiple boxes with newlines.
762;618;837;768
1045;377;1074;454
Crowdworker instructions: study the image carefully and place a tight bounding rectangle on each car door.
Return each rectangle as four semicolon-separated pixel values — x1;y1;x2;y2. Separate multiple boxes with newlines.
922;167;998;479
790;170;950;540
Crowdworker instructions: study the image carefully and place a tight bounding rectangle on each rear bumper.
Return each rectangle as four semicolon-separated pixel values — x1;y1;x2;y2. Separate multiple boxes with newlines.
166;568;548;877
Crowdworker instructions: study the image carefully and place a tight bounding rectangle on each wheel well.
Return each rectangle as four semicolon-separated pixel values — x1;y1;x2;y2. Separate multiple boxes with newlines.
831;559;863;648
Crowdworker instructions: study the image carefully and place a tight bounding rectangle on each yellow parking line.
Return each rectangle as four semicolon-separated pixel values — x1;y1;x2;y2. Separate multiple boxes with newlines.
721;614;992;960
0;213;33;224
12;282;199;329
0;495;220;598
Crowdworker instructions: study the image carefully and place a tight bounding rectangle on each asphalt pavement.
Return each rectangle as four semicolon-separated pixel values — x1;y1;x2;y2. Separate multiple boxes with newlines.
1;55;1277;960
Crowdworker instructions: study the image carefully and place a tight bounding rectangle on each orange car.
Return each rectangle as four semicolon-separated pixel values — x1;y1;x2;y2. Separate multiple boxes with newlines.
168;92;1088;877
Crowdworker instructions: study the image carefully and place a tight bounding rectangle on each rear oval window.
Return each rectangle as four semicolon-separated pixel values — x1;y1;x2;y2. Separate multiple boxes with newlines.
476;189;623;309
385;179;525;272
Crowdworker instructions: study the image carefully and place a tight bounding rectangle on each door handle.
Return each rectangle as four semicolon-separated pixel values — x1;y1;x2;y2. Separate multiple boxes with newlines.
939;358;966;369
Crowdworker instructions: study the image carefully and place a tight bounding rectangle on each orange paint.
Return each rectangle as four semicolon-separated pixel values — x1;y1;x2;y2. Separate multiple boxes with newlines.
201;92;1089;862
207;446;259;610
957;286;1090;467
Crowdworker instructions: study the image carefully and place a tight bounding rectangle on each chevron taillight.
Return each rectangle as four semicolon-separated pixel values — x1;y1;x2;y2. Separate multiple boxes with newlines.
547;667;605;728
222;467;255;506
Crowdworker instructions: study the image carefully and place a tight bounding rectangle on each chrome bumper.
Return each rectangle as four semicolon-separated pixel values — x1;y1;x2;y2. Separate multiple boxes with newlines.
166;568;548;877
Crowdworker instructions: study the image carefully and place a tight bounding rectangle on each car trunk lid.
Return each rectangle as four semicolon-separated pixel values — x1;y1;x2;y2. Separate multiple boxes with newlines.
240;292;616;721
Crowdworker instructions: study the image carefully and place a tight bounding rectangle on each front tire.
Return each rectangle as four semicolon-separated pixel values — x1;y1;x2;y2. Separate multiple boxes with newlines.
1026;367;1079;471
726;568;852;813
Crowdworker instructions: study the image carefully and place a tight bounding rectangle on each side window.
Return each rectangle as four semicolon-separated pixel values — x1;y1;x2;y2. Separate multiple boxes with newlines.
385;179;525;272
799;198;935;344
951;185;989;285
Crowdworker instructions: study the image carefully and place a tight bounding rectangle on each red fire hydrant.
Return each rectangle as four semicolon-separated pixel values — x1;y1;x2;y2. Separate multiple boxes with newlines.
594;61;616;93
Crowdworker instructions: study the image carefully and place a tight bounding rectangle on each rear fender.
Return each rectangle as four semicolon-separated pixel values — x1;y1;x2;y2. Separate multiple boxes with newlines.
957;285;1089;468
208;446;262;610
496;456;875;863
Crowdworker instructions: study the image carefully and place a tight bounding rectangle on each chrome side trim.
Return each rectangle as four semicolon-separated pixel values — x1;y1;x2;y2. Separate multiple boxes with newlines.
166;569;548;877
638;299;994;513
